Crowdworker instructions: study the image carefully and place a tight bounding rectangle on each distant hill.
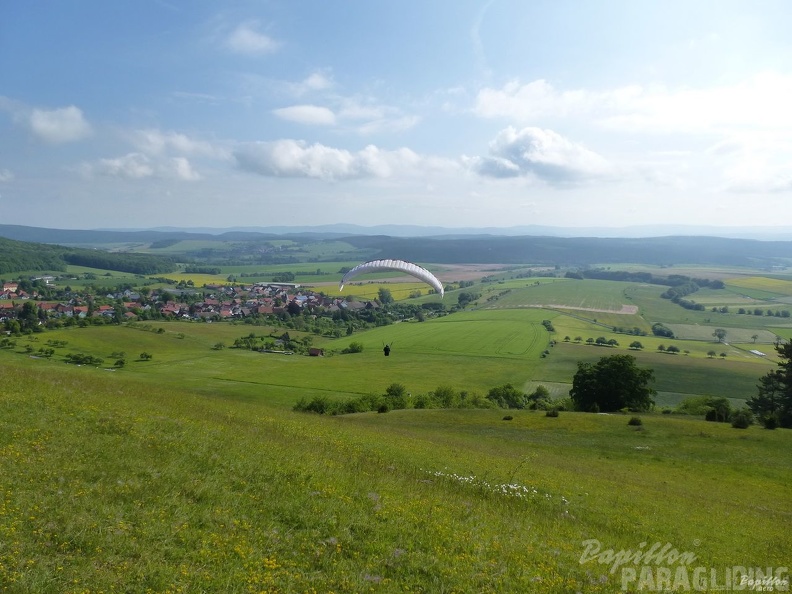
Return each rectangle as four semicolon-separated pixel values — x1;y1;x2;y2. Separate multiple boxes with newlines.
0;236;177;276
2;224;792;269
338;234;792;268
5;223;792;242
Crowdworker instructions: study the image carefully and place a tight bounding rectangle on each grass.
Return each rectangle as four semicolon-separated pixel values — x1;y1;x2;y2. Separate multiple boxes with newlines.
1;363;789;592
4;266;792;591
536;343;772;401
726;276;792;297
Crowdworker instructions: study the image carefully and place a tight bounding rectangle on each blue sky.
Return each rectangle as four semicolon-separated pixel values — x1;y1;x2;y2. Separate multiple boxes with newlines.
2;0;792;231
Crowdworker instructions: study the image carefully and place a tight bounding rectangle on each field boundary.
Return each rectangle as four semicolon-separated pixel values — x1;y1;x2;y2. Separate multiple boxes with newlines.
486;303;639;314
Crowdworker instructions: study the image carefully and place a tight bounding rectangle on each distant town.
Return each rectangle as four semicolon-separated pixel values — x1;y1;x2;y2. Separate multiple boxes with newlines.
1;275;391;329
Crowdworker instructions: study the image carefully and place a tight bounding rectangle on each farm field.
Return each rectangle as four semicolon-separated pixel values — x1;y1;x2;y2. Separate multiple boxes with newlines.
726;275;792;297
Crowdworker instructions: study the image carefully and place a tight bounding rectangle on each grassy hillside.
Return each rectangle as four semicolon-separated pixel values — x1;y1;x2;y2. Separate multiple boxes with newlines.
1;364;790;592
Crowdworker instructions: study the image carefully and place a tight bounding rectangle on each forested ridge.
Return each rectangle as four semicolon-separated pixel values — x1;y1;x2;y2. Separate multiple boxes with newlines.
340;234;792;267
4;224;792;269
0;237;176;275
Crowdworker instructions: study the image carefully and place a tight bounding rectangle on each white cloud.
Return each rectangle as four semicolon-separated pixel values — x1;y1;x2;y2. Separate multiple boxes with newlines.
474;73;792;136
171;157;201;181
465;126;611;184
272;105;336;126
83;153;200;181
226;21;280;55
297;72;333;94
91;153;154;179
704;134;792;194
0;168;13;182
235;140;430;180
29;105;92;144
130;129;230;159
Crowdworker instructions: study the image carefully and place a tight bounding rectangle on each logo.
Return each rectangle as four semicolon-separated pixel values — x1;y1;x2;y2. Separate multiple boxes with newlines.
579;539;788;591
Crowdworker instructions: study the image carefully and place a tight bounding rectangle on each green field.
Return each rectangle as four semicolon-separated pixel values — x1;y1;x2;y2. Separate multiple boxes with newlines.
3;263;792;591
1;362;789;592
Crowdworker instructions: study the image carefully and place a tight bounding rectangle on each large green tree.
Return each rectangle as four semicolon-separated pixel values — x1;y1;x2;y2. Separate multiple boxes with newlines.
570;354;656;412
749;342;792;428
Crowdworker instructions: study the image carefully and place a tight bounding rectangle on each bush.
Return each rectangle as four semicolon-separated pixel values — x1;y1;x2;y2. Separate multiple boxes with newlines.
627;416;643;426
377;403;390;414
762;415;779;430
341;341;364;354
412;393;435;409
486;384;528;409
731;409;754;429
545;409;559;418
502;415;513;421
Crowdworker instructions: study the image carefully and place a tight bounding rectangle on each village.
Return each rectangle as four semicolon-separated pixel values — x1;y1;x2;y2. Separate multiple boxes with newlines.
0;277;384;327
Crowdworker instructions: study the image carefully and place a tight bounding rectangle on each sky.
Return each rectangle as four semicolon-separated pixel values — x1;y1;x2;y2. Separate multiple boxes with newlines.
2;0;792;232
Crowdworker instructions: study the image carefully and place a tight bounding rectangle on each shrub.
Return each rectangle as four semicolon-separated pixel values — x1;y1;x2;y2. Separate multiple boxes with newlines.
627;416;643;426
413;393;435;409
502;415;513;421
384;383;408;409
762;414;779;430
731;409;754;429
486;384;528;409
545;409;559;418
341;341;364;354
377;403;390;414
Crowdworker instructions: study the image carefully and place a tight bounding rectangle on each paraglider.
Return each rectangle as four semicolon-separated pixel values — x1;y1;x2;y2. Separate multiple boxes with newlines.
339;259;444;298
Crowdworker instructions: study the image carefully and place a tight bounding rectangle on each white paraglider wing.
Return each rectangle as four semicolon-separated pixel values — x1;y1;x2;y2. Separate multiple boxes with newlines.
339;259;444;298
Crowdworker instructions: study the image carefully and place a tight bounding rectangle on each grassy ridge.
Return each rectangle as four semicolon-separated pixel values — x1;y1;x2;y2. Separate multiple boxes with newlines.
1;364;790;592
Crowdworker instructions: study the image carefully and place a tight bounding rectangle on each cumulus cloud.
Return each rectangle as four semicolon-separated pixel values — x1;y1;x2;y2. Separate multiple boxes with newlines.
226;21;280;55
234;140;428;180
29;105;92;144
465;126;611;184
272;105;336;126
474;73;792;135
83;153;200;181
0;168;13;182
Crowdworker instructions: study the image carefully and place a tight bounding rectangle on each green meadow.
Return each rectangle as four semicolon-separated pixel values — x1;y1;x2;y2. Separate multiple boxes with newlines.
2;264;792;591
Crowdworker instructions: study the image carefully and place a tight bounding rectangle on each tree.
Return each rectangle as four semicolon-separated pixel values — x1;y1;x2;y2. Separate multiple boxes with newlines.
752;334;759;344
432;385;459;408
384;383;408;409
527;385;551;410
570;354;656;412
748;371;784;427
18;301;39;332
707;350;716;358
750;342;792;428
629;341;643;350
457;292;476;308
712;328;727;343
377;288;394;304
486;384;528;409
